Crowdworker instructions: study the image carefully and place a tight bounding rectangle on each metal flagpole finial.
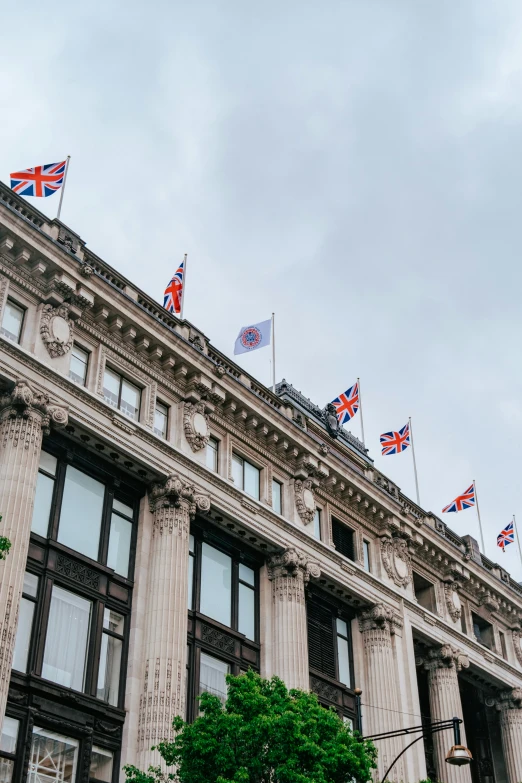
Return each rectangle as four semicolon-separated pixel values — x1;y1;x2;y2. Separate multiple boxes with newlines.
56;155;71;222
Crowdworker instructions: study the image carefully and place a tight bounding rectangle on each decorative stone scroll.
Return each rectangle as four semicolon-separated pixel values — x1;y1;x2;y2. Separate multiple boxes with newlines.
294;478;316;525
380;535;412;588
149;472;211;530
424;643;469;673
357;602;403;636
444;581;462;622
267;547;321;590
183;401;210;452
40;304;74;358
512;627;522;667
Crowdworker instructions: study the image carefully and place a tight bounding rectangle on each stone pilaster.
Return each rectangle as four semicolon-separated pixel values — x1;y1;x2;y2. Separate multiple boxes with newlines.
0;380;67;732
497;688;522;783
424;645;472;783
358;604;404;782
137;474;210;770
267;548;320;691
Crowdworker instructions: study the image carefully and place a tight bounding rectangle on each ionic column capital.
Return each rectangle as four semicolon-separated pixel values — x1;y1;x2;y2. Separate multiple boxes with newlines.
267;547;320;584
497;688;522;712
149;473;211;516
424;644;469;673
0;379;68;435
357;602;403;634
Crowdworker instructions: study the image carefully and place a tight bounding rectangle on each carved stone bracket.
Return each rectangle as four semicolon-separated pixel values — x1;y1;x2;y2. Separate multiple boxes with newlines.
267;547;320;585
424;644;469;673
149;473;211;517
444;581;462;622
357;603;403;635
294;478;316;525
183;401;210;452
40;304;74;358
512;628;522;667
381;534;412;588
0;380;68;436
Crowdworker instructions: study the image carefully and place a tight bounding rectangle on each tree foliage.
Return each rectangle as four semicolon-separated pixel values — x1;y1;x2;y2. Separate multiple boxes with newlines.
124;670;377;783
0;516;11;560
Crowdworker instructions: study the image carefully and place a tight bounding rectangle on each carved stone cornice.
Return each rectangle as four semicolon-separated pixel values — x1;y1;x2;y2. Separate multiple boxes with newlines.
357;603;403;635
148;473;211;517
0;379;68;435
424;644;469;673
183;401;210;452
444;581;462;622
381;534;412;588
40;304;74;358
267;547;320;584
294;478;316;525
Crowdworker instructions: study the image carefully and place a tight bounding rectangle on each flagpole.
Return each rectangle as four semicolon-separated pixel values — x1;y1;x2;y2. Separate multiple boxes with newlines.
56;156;71;222
357;377;366;447
408;416;421;506
180;253;188;320
271;312;276;392
513;514;522;570
474;479;486;554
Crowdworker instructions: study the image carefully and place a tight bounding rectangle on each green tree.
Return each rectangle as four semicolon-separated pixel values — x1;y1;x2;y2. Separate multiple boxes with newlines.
0;515;10;560
124;670;377;783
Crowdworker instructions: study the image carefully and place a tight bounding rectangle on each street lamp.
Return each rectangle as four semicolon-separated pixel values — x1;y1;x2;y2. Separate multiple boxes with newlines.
363;716;472;783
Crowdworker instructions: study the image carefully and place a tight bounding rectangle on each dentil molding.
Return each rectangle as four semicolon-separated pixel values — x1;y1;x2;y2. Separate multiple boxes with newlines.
381;535;412;588
294;478;316;525
40;304;74;358
183;401;210;452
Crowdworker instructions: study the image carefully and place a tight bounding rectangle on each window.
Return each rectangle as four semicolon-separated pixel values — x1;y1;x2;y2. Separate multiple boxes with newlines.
58;466;105;561
307;600;336;679
472;613;495;650
200;543;232;627
460;606;467;635
0;717;20;783
199;652;230;705
336;618;351;687
363;540;371;572
313;508;321;540
154;401;168;438
1;300;24;343
89;747;114;783
28;728;78;783
103;367;141;421
231;453;260;500
69;344;89;386
332;518;355;561
42;585;92;691
108;498;133;578
272;480;282;515
499;631;508;660
12;571;38;672
31;450;57;537
412;572;436;613
97;609;124;706
206;437;219;472
188;534;195;609
238;564;255;639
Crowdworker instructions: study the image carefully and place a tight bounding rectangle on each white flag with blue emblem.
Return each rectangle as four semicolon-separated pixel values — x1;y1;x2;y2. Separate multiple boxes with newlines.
234;319;272;355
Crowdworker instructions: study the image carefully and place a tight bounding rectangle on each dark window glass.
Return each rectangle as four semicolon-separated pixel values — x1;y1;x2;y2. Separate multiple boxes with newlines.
472;613;495;650
332;518;355;561
272;480;282;514
336;618;351;687
412;572;436;613
103;368;141;421
154;402;168;438
31;451;57;536
188;534;195;609
363;541;371;572
206;437;219;472
69;344;89;385
42;586;92;691
313;509;321;540
499;631;508;660
1;300;24;343
307;600;336;678
12;571;38;672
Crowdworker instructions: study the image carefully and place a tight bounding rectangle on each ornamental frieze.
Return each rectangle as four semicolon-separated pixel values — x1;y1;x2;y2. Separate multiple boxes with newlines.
294;478;316;525
183;401;210;452
40;304;74;358
380;535;412;588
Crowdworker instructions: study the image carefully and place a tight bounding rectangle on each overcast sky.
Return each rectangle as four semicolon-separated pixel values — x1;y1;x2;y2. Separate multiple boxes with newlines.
2;1;522;578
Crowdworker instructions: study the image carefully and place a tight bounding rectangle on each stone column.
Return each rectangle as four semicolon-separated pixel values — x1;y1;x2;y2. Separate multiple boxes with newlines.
137;474;210;771
424;645;472;783
358;604;404;782
497;688;522;783
0;380;67;732
267;548;320;691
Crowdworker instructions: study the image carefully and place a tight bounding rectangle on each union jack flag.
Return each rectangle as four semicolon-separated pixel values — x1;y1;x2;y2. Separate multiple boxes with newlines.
163;258;185;315
380;422;410;456
442;483;475;513
497;522;515;552
332;382;359;425
10;161;66;198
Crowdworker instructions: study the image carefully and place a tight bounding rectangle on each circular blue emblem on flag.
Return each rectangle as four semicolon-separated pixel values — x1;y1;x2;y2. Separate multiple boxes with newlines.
241;327;262;350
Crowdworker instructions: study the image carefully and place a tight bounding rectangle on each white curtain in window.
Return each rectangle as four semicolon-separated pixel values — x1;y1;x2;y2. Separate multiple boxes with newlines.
199;653;229;704
42;587;91;691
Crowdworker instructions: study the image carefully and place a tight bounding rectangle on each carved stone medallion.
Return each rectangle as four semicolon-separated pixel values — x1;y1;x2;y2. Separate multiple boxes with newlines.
294;478;316;525
40;304;74;358
323;402;340;439
512;628;522;667
444;581;462;622
381;535;412;588
183;401;210;452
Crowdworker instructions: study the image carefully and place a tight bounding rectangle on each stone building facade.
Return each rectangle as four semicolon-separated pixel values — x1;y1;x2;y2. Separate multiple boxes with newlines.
0;180;521;783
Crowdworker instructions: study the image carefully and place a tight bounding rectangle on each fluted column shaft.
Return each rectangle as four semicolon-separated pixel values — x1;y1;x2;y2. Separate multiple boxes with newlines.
267;548;319;691
137;475;210;771
425;645;472;783
498;689;522;783
358;605;404;783
0;381;67;733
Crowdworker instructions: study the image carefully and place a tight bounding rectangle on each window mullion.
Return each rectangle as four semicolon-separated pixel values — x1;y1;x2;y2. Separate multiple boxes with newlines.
33;576;53;677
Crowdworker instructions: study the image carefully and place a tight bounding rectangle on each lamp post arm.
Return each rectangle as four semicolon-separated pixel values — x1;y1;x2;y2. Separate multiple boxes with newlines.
380;726;450;783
